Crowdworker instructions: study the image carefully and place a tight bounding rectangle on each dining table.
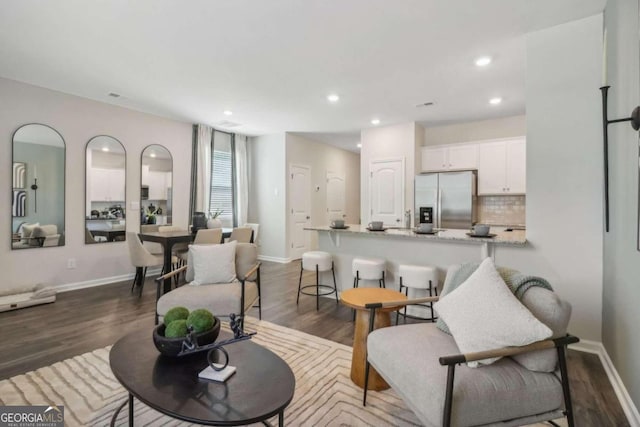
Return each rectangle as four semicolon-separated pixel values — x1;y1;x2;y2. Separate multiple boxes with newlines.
138;228;233;294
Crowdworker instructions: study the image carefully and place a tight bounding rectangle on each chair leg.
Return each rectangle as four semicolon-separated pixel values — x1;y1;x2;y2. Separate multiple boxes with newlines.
381;271;386;288
396;280;403;325
443;364;456;427
315;264;320;311
355;271;360;288
296;264;304;305
363;360;371;406
428;280;436;322
557;345;576;427
131;268;140;293
139;267;147;297
403;284;409;324
257;267;262;320
332;262;338;304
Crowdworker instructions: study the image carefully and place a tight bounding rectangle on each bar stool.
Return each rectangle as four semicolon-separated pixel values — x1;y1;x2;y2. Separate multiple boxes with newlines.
352;257;386;288
297;251;338;310
396;264;438;324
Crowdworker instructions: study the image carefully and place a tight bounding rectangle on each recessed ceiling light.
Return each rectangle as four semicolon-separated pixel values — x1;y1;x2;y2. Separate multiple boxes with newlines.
327;94;340;103
357;143;362;148
489;97;502;105
371;119;380;125
101;147;109;152
475;56;492;67
150;152;157;158
223;110;233;116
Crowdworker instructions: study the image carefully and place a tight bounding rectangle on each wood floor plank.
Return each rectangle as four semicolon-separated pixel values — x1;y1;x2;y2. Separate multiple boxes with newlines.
0;260;629;426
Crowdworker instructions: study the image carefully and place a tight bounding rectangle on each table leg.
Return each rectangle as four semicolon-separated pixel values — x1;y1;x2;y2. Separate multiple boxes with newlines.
279;410;284;427
128;393;134;427
351;309;391;390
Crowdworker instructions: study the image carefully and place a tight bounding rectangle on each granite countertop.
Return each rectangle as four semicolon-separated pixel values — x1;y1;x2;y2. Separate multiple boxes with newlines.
305;224;527;246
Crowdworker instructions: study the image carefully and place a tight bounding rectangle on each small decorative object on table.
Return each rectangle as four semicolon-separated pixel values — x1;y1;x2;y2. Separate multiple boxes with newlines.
206;209;223;229
153;307;256;383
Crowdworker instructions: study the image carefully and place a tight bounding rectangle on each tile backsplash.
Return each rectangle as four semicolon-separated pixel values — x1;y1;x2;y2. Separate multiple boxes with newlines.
477;195;526;226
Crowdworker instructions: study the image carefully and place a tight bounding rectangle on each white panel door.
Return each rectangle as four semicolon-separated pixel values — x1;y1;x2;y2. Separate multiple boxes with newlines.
370;159;404;226
326;171;346;222
290;164;311;260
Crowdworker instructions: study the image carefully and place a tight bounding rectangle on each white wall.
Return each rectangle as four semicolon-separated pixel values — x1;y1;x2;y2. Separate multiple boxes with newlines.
497;14;604;341
360;122;421;226
285;133;360;253
0;78;192;291
422;115;526;146
603;0;640;409
247;134;288;261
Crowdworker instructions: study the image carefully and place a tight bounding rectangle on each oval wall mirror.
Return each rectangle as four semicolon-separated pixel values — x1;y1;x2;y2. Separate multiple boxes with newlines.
85;136;126;244
140;145;173;227
11;123;65;250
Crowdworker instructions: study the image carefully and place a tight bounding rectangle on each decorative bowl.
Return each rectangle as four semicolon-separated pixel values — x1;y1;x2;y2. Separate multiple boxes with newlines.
153;316;221;357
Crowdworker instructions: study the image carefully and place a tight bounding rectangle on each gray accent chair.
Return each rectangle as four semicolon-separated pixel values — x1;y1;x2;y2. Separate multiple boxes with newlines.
363;265;579;427
154;242;261;329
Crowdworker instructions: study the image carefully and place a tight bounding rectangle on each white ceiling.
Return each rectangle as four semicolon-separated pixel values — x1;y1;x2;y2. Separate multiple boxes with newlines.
0;0;605;152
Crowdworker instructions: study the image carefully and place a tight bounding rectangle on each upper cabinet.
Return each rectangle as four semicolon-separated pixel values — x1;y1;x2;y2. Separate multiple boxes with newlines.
477;137;526;195
421;143;478;172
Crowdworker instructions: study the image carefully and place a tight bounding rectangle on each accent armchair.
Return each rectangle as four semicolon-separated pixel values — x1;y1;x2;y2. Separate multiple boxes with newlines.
363;265;579;427
154;242;262;329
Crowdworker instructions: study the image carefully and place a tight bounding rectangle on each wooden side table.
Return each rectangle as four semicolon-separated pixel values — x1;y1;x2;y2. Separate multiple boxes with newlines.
340;287;407;390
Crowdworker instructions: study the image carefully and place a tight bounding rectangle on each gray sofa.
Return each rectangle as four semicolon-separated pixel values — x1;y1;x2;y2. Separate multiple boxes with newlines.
365;265;578;427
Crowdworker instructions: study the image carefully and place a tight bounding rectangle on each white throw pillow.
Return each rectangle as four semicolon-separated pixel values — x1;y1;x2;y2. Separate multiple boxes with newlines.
190;241;237;286
433;257;552;367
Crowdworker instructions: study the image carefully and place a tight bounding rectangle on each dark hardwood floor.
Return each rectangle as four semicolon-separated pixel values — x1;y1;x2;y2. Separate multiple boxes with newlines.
0;260;629;426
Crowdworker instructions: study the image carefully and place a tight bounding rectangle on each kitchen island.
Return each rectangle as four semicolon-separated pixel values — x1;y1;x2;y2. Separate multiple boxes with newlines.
304;224;527;314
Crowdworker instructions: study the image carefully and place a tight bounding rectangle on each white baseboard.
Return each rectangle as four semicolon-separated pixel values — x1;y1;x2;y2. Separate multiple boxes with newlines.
571;339;640;426
257;255;292;264
56;267;162;293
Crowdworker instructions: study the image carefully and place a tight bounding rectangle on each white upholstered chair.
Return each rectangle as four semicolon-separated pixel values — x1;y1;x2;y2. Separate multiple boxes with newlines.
126;231;163;297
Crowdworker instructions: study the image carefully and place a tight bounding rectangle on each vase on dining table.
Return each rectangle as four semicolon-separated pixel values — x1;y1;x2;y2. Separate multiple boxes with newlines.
206;218;222;229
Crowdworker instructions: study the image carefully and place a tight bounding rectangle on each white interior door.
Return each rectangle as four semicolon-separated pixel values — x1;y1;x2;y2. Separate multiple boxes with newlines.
326;171;346;222
290;164;311;260
370;158;404;226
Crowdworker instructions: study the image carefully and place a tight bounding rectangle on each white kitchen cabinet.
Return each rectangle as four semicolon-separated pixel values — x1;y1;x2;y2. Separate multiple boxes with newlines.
148;171;169;200
89;168;125;202
477;137;526;195
421;143;477;172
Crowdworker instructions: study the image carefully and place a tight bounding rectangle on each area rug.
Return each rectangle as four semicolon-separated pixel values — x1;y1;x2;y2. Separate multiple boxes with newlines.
0;318;563;426
0;318;422;426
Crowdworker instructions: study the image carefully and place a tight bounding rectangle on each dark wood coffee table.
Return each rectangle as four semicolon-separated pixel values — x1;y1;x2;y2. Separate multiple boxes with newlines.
109;328;295;426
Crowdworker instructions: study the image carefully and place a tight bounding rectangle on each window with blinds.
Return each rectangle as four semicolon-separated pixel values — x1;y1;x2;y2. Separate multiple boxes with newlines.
209;132;234;227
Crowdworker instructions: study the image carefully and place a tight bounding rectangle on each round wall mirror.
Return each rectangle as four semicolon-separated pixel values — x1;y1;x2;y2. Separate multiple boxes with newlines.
85;136;126;244
11;124;65;249
140;145;173;227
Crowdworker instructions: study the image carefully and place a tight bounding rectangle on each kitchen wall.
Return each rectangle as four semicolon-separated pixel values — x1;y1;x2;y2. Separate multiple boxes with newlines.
360;122;421;225
603;0;640;414
286;133;361;252
0;77;192;291
423;115;526;146
247;133;288;261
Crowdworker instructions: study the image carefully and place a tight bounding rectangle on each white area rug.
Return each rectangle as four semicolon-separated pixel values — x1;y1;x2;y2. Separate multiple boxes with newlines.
0;318;562;426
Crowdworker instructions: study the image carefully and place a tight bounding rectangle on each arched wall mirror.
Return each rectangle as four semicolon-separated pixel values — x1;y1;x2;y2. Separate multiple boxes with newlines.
140;145;173;226
85;136;126;244
11;123;65;249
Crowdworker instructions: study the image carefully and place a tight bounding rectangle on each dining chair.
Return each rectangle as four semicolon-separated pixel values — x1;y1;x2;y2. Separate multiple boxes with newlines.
141;224;163;255
229;227;253;243
177;228;223;263
244;223;260;243
126;231;164;297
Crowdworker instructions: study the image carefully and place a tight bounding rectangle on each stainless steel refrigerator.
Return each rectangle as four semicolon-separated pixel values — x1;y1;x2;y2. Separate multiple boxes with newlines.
415;171;477;229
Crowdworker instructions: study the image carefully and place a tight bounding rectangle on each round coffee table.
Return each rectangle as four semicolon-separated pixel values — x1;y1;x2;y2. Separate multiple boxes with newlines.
340;288;407;390
109;328;295;426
